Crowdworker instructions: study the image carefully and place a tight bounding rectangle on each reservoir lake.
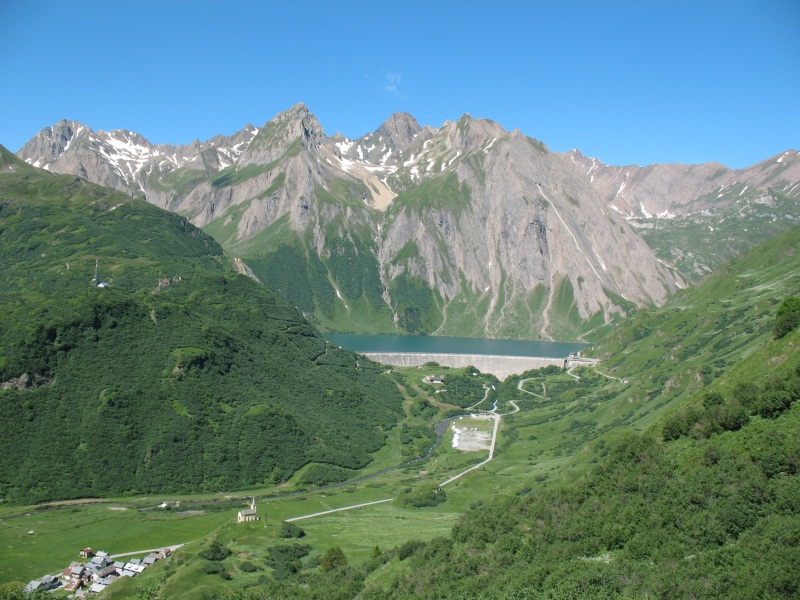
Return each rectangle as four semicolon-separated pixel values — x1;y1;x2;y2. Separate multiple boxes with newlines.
324;334;588;358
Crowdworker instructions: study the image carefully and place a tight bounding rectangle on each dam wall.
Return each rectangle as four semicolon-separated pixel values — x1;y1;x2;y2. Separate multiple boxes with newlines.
362;352;565;380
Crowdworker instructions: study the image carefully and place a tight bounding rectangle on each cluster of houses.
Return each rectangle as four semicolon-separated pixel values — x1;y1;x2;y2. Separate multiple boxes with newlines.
24;547;171;597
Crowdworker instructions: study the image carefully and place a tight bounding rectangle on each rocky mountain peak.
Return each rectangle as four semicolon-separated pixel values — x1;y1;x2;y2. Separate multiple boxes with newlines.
286;101;309;115
14;105;799;339
237;104;328;166
334;112;424;169
106;128;153;150
18;119;90;166
744;149;800;184
377;112;421;152
281;102;326;145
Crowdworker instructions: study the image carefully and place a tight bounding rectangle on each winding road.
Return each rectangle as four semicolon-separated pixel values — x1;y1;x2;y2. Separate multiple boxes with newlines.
517;377;548;399
466;384;492;410
594;368;626;383
110;544;184;559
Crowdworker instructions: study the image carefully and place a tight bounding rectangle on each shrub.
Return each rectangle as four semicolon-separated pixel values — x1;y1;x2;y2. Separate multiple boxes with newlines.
719;402;749;431
774;296;800;339
265;543;311;580
397;484;447;508
266;544;311;564
239;561;260;572
200;541;232;561
280;521;305;539
753;390;792;419
397;540;424;560
702;391;725;408
733;381;761;409
662;411;690;441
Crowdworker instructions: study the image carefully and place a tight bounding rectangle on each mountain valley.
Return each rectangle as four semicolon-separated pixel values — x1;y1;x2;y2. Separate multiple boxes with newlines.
2;106;800;599
1;178;798;595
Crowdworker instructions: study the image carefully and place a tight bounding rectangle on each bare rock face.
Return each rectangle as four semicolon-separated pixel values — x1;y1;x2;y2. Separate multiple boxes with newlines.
17;106;799;339
17;119;82;164
565;149;800;283
378;117;682;338
377;112;422;153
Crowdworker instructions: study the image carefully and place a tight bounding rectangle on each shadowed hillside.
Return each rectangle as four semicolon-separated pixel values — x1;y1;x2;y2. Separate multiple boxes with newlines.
0;146;403;504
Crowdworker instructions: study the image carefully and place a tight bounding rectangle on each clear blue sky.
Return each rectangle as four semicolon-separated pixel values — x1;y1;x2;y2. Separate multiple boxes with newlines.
1;0;798;168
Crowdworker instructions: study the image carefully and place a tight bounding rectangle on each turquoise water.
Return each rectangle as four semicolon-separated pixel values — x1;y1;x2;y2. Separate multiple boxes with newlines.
324;334;588;358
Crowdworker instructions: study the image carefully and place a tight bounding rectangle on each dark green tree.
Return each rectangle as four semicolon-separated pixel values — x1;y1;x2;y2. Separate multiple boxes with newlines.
320;547;348;572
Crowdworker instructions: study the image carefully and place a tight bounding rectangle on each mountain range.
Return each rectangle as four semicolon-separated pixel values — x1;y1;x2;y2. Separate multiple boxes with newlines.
17;104;800;339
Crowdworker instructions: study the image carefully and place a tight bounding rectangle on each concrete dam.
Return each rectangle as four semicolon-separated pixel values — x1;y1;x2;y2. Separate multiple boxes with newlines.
362;352;566;380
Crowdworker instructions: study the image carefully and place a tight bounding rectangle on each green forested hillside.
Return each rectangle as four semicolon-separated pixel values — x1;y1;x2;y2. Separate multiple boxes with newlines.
0;147;403;504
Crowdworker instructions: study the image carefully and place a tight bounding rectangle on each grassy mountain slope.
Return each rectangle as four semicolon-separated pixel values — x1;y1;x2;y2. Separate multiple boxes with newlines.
141;228;800;599
0;146;403;504
634;187;800;282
